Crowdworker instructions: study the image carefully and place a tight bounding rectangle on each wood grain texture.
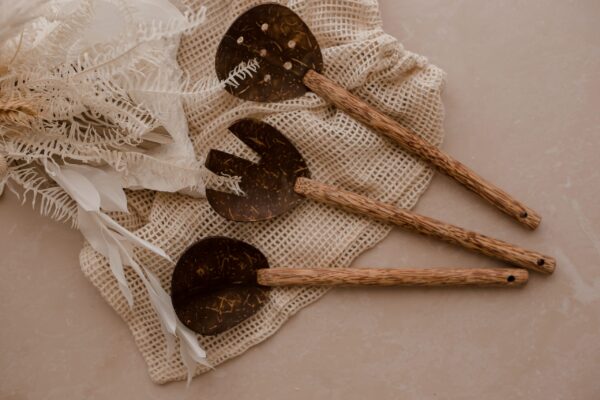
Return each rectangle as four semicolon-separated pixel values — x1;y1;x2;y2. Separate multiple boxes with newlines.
294;177;555;274
302;69;541;230
257;267;528;287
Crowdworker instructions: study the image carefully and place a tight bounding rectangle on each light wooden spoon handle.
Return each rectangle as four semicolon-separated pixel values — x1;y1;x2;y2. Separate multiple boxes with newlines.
294;177;555;274
257;267;528;287
302;69;541;230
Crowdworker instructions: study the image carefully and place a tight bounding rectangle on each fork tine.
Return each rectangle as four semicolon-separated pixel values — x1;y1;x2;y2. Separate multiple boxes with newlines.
205;149;256;177
206;119;310;222
228;119;278;158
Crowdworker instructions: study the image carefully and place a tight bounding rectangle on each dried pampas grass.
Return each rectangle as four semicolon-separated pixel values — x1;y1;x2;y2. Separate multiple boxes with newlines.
0;98;36;126
0;0;262;381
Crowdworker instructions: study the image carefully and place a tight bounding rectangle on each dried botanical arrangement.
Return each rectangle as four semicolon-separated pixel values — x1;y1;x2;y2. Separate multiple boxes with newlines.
2;0;554;387
0;0;259;380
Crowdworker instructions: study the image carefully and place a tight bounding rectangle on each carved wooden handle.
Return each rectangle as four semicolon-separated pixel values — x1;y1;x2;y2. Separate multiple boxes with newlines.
303;69;541;230
294;177;555;274
257;267;528;287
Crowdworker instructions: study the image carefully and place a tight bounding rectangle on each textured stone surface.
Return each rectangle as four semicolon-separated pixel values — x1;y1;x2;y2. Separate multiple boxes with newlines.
1;1;600;398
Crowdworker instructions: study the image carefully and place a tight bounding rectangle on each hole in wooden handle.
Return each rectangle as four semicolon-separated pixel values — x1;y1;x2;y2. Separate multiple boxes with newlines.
519;211;528;218
537;258;545;266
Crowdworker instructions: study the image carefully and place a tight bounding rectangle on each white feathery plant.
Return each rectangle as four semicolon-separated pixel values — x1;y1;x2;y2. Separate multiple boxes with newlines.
0;0;260;382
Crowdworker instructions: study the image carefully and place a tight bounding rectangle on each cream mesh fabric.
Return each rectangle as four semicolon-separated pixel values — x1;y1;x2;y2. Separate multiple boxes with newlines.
79;0;445;384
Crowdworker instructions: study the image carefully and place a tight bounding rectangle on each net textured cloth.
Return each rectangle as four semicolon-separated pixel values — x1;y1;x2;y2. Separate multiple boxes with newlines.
80;0;445;384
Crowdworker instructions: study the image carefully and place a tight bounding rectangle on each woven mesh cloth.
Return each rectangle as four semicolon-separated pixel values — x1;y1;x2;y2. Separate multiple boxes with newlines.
79;0;445;384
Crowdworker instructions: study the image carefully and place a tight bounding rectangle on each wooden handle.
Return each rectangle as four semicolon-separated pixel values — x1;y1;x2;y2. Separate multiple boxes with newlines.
257;267;528;287
295;177;555;274
303;69;541;230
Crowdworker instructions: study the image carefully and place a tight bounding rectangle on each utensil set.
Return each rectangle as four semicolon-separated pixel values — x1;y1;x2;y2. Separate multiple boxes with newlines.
171;4;555;336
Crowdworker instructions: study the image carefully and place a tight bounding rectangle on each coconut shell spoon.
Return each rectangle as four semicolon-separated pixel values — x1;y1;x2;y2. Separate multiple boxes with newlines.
170;236;528;335
215;3;541;230
205;119;555;274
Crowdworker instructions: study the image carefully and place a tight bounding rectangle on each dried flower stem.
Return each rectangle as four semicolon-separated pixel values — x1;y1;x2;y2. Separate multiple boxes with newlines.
0;154;7;176
0;99;36;125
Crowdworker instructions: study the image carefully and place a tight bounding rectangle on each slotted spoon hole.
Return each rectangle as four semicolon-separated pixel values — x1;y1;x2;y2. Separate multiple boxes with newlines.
283;61;293;70
215;3;325;102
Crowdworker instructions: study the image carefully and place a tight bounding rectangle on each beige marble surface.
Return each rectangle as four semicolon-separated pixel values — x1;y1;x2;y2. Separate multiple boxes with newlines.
2;1;600;399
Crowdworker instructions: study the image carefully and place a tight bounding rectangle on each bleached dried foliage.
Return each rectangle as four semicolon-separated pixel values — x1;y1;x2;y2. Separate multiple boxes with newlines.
0;0;261;380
